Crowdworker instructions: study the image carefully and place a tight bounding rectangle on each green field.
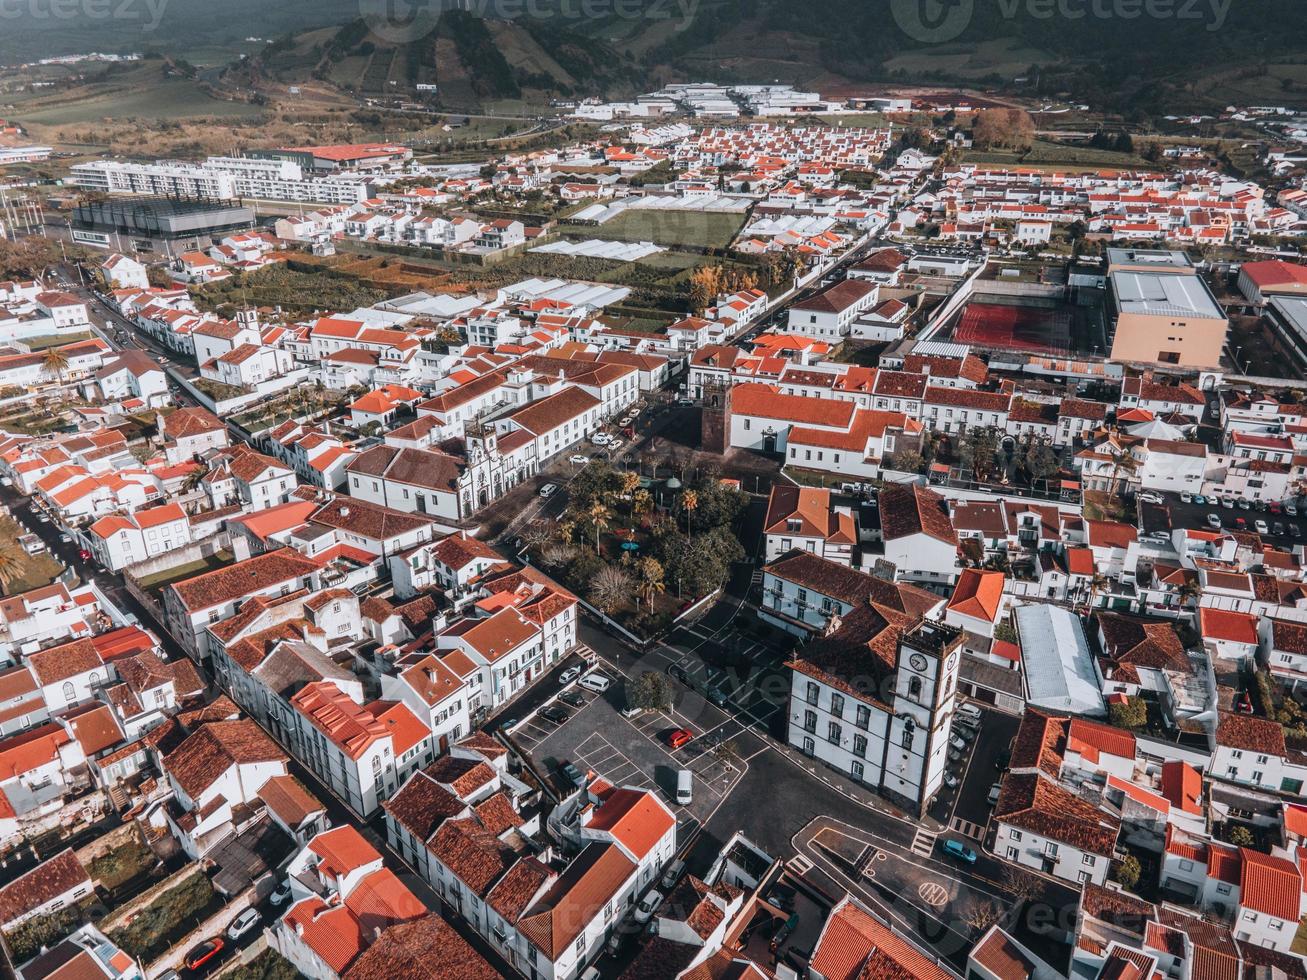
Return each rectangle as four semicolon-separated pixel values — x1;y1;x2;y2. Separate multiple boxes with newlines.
574;209;748;250
14;78;264;126
24;333;93;350
884;37;1055;79
964;138;1152;171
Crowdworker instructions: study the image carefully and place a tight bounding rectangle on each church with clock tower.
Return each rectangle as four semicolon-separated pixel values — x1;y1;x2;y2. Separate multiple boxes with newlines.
768;549;965;817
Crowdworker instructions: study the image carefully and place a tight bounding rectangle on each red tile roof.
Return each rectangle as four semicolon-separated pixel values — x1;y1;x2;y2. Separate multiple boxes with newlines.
583;787;675;861
1239;847;1302;921
946;569;1004;622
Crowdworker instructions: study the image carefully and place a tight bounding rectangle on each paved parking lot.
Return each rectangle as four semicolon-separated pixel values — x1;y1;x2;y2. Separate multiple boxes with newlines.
509;663;746;841
1161;490;1307;547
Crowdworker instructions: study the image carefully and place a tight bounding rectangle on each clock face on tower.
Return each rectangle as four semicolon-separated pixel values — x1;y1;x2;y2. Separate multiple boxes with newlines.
909;653;927;672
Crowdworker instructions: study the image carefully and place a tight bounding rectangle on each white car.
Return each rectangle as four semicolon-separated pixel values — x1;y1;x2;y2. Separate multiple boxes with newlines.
269;882;293;907
1255;519;1269;535
956;702;983;724
559;666;582;685
592;433;611;445
629;407;642;417
1137;492;1163;505
607;438;625;451
579;673;612;693
1205;513;1222;529
539;483;558;498
568;455;589;465
226;907;261;942
633;890;665;924
987;783;1003;806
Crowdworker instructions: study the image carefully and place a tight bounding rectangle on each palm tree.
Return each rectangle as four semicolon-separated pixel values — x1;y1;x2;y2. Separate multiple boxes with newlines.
42;346;69;385
636;556;665;609
619;471;640;496
1085;572;1110;612
681;489;698;539
1174;577;1201;610
0;542;26;593
587;501;611;556
632;489;653;516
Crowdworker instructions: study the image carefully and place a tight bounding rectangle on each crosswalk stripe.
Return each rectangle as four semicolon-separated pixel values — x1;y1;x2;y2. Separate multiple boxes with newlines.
910;828;937;857
950;817;985;840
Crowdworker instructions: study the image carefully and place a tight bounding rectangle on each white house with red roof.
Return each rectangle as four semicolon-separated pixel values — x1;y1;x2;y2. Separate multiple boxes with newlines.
762;484;856;565
381;653;470;756
272;825;428;980
99;253;149;291
784;279;878;339
87;502;191;572
944;569;1006;638
289;680;424;817
1198;607;1260;665
1238;259;1307;305
808;895;957;980
389;531;506;603
157;718;290;858
89;349;169;410
1264;618;1307;689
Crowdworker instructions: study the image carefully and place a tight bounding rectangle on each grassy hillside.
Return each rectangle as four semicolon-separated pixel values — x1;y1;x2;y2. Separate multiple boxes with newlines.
9;0;1307;119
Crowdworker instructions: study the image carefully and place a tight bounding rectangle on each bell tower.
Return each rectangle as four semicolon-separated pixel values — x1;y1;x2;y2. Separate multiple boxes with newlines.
883;619;963;817
700;379;732;455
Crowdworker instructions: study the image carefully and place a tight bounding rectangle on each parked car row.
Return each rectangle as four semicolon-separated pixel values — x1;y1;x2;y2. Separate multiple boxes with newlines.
1182;492;1298;515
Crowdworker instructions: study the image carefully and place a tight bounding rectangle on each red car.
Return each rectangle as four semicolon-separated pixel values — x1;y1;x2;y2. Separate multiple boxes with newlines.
184;938;224;971
666;728;693;749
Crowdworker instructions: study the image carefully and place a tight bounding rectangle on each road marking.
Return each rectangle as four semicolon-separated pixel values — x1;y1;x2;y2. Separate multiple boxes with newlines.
918;882;949;908
950;817;986;840
910;828;937;858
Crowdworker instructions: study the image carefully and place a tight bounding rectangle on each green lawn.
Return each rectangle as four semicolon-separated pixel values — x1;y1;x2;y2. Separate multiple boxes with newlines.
586;209;748;250
963;138;1152;171
15;78;264;126
88;830;160;892
108;872;223;962
134;551;233;593
24;332;93;350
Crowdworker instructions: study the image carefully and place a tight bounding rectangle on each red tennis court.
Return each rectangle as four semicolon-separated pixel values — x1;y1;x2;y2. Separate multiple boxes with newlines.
953;301;1073;355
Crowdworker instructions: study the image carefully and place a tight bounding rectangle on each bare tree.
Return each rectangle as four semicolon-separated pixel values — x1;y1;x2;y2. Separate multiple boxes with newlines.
960;895;1006;934
712;739;741;773
1001;864;1041;907
588;565;633;614
519;520;551;550
541;542;573;568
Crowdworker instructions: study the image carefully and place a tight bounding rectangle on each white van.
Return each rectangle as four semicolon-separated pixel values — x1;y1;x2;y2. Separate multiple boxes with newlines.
676;769;693;805
956;702;983;724
578;673;611;693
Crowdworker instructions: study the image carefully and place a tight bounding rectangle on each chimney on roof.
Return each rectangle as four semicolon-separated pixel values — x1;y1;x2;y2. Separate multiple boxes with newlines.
339;506;350;517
